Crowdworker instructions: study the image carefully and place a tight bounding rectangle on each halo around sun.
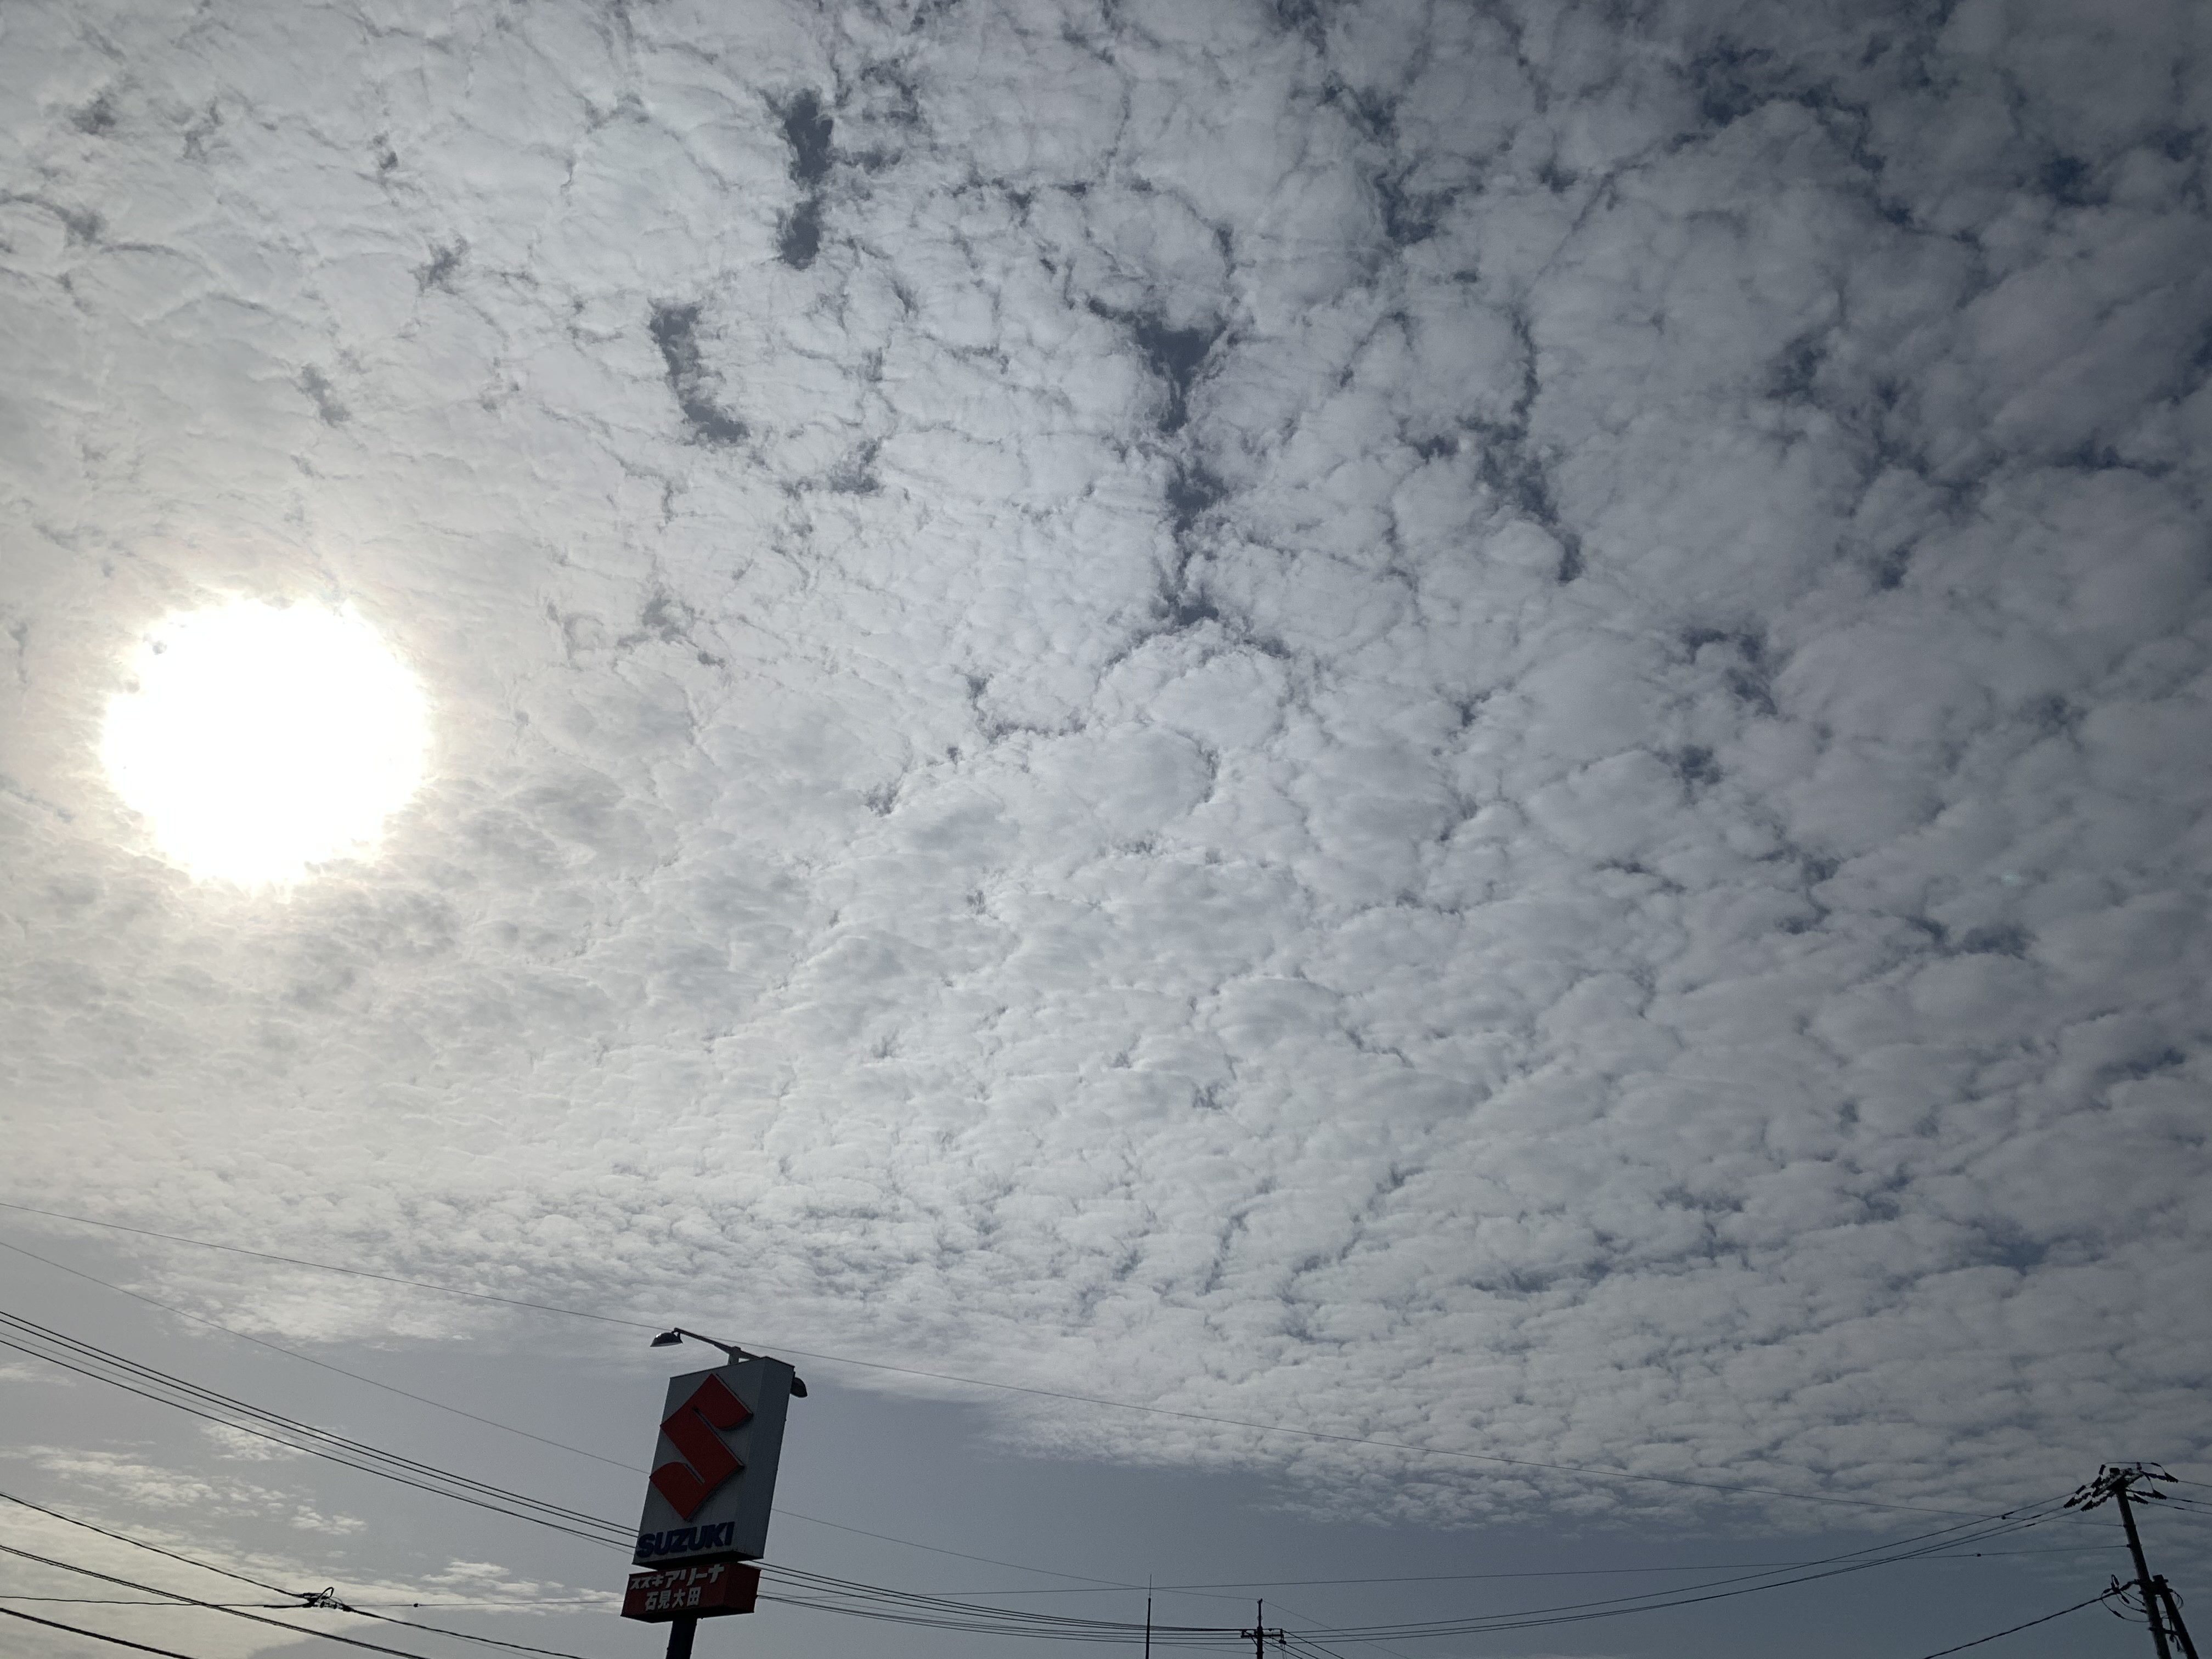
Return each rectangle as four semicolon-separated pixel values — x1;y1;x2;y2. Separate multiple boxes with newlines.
101;601;430;885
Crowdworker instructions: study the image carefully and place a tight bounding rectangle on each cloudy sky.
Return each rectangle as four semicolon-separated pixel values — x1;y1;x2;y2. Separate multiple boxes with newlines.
2;0;2209;1654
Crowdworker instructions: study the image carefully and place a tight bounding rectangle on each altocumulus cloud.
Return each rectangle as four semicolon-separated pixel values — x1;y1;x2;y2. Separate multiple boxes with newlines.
1;0;2207;1526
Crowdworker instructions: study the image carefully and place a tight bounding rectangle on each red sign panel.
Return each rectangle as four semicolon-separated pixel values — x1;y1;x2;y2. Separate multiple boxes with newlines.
650;1375;752;1519
621;1559;760;1622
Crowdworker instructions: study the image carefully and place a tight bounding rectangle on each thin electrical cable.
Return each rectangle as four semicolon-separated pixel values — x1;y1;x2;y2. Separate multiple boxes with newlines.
1280;1520;2063;1643
0;1492;2074;1656
8;1256;2123;1628
0;1201;2008;1519
28;1243;2031;1618
0;1487;298;1596
0;1537;612;1659
0;1447;2075;1651
0;1602;212;1658
0;1202;652;1329
292;1598;616;1659
0;1421;2075;1655
740;1506;2049;1650
912;1541;2128;1596
1212;1503;2075;1643
0;1334;630;1550
0;1235;639;1471
1910;1589;2118;1657
0;1234;1127;1590
0;1318;634;1548
0;1327;2090;1651
1;1489;607;1634
0;1541;445;1659
5;1481;1221;1651
0;1309;627;1533
0;1595;285;1605
1266;1588;1423;1659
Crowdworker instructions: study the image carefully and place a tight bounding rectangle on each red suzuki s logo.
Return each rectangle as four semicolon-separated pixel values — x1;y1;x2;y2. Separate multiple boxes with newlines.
650;1375;752;1519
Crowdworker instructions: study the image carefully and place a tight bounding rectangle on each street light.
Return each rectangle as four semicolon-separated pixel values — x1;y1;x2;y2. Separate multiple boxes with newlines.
652;1328;808;1396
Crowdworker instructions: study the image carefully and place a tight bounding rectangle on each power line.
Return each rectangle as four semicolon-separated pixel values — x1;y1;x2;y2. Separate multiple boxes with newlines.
916;1543;2125;1595
0;1233;1122;1591
0;1201;2002;1519
1911;1590;2118;1657
0;1596;282;1605
1;1253;2130;1627
0;1235;640;1471
0;1326;633;1550
1200;1504;2077;1643
0;1300;2117;1650
0;1541;615;1659
0;1510;619;1659
0;1201;654;1328
2;1473;2074;1654
752;1500;2073;1646
0;1540;448;1659
0;1602;213;1658
0;1309;1167;1630
0;1488;299;1596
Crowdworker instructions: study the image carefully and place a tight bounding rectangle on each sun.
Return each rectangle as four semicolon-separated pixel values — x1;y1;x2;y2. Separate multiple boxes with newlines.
101;600;430;885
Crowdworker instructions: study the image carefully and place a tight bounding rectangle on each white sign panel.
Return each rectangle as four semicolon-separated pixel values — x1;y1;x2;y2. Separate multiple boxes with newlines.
633;1356;795;1565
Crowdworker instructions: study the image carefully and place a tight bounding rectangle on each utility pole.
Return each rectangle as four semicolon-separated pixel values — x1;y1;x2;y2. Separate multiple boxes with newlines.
2157;1578;2201;1659
2067;1463;2194;1659
1239;1598;1284;1659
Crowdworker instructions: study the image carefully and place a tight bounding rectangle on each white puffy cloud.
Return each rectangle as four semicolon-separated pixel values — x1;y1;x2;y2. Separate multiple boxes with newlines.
1;0;2206;1534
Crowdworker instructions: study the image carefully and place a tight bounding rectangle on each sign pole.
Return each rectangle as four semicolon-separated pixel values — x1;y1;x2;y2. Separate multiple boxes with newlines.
665;1615;697;1659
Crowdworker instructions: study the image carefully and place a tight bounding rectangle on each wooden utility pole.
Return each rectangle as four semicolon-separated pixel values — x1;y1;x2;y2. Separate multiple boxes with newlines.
2155;1577;2201;1659
2067;1463;2194;1659
2116;1480;2176;1659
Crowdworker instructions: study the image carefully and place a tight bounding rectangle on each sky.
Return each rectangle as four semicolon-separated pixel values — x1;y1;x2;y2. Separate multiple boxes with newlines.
2;0;2209;1655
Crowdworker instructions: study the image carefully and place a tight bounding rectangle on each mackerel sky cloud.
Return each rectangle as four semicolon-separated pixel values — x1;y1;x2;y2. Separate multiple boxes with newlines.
2;0;2208;1587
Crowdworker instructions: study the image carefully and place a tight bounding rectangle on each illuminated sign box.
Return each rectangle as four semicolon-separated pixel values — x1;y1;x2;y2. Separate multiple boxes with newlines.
633;1357;795;1567
621;1559;760;1622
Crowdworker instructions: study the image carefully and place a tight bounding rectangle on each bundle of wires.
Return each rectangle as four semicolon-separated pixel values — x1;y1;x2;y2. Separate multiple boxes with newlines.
0;1310;634;1550
0;1304;2141;1654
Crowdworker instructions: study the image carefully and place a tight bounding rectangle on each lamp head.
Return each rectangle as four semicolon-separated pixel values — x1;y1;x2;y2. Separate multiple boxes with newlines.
651;1330;684;1348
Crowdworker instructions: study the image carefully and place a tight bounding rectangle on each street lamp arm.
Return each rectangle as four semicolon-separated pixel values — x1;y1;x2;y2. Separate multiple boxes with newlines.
650;1328;807;1397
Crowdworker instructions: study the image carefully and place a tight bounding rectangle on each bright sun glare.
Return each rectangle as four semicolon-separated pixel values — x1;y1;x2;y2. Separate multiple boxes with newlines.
101;601;429;885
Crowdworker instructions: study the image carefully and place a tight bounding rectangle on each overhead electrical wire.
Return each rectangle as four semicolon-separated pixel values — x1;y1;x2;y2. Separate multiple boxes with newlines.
0;1467;2086;1655
0;1309;634;1549
1;1494;613;1659
55;1231;2049;1616
7;1215;2136;1626
0;1539;617;1659
1144;1503;2080;1646
0;1604;212;1659
0;1301;2134;1650
0;1489;302;1597
1909;1589;2120;1657
0;1595;279;1605
0;1201;2033;1519
908;1539;2125;1596
0;1234;640;1472
0;1538;450;1659
0;1233;1129;1591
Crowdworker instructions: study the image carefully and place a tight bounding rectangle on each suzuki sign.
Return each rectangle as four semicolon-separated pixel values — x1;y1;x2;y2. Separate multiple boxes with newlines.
632;1356;795;1567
